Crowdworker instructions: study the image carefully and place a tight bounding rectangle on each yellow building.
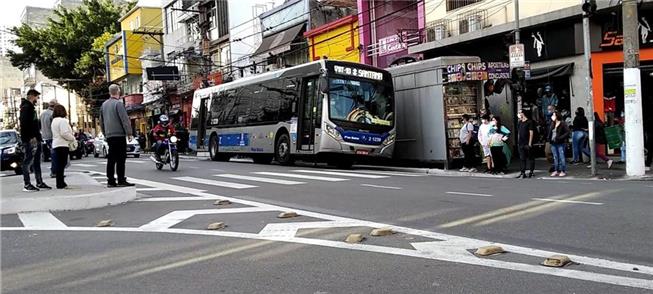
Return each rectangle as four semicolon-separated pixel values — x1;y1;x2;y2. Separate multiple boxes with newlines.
304;15;360;63
105;6;163;86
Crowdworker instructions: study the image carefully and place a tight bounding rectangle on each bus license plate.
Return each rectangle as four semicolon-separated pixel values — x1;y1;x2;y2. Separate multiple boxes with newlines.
356;149;369;155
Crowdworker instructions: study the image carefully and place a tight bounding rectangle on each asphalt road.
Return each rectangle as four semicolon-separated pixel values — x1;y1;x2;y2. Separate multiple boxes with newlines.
2;155;652;293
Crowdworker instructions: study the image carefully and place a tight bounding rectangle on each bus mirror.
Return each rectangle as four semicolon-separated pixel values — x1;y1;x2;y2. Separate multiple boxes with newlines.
319;77;328;93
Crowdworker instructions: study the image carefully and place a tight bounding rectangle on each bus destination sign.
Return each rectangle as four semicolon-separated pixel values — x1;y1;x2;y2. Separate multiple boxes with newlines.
333;65;384;80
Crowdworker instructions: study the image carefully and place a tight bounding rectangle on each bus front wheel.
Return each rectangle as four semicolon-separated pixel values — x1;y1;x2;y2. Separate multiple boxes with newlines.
275;133;293;166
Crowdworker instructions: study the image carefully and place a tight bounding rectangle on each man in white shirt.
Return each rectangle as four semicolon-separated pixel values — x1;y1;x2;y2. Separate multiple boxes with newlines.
477;114;493;173
459;114;476;172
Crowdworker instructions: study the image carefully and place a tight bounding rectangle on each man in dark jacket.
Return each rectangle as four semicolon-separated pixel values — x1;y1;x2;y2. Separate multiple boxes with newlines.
19;89;51;192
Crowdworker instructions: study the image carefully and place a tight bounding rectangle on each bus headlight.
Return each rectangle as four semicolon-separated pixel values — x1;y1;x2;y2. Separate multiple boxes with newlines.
382;133;396;146
3;147;16;154
170;136;178;143
325;124;342;141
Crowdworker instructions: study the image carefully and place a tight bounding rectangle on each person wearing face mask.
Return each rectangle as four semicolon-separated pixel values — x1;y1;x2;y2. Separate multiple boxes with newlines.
488;116;511;174
548;110;571;177
571;107;588;164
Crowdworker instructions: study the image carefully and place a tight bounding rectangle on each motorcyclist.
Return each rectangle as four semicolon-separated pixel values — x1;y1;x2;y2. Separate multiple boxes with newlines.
150;115;176;162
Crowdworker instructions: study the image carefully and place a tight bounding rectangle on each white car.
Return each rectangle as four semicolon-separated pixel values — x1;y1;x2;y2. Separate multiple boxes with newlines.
93;135;141;158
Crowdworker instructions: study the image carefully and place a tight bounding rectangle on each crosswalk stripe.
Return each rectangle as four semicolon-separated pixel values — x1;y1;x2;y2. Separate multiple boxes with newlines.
254;172;348;182
126;160;145;164
215;174;305;185
344;170;426;177
292;169;388;179
17;212;67;228
172;176;258;189
72;163;97;167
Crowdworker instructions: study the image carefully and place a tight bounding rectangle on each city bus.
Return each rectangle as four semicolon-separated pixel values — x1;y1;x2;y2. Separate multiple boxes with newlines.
189;60;395;168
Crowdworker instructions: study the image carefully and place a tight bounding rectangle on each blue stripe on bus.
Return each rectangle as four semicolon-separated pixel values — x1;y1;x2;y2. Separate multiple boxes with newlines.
219;133;249;147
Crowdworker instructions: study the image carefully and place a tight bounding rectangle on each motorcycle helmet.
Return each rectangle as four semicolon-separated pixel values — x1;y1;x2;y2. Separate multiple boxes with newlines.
159;114;169;126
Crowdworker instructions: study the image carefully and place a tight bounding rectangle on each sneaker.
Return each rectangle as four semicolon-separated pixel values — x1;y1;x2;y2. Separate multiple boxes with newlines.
23;184;39;192
50;173;56;178
459;167;469;172
559;172;567;177
468;168;478;173
550;171;559;177
107;181;118;188
36;183;52;190
607;160;614;169
117;181;136;187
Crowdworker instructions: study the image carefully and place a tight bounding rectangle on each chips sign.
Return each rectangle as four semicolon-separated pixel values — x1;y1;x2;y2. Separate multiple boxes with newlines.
333;65;384;80
509;43;525;68
443;62;511;83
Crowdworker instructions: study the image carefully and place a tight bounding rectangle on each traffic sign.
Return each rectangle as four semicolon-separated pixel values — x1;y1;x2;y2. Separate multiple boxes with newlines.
509;44;525;68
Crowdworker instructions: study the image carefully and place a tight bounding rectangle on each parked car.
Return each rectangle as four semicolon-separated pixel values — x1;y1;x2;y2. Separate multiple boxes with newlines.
93;134;141;158
0;130;24;174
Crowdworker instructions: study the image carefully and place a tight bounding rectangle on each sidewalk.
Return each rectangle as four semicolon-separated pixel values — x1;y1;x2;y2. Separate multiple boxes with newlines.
0;172;137;214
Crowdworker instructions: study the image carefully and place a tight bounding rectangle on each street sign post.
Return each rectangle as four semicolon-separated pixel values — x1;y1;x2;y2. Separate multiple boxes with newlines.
509;44;525;68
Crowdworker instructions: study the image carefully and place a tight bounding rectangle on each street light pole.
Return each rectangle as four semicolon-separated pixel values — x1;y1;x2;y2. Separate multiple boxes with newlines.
514;0;520;44
622;0;645;177
582;0;597;176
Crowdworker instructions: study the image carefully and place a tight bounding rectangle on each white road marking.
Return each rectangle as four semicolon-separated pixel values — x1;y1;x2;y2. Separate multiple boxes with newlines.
531;198;604;205
445;191;494;197
172;176;258;189
293;169;388;179
140;207;273;230
361;184;402;190
135;196;224;202
17;212;67;229
254;172;347;182
215;174;304;185
7;174;653;291
72;164;97;167
136;187;165;192
126;160;145;164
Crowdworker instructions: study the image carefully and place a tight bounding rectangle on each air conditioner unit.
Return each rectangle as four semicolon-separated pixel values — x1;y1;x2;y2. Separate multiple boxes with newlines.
468;14;483;32
434;24;447;40
458;19;469;34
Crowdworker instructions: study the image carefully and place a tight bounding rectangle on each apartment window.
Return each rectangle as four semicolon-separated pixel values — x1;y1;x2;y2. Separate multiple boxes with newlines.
446;0;481;11
216;0;229;37
165;1;181;34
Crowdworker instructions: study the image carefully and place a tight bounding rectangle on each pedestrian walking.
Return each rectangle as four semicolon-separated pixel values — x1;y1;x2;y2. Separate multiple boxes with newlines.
583;112;614;169
516;110;536;178
548;111;571;177
19;89;51;192
40;100;57;177
571;107;588;164
488;116;510;174
478;114;493;173
100;84;135;187
458;114;477;172
51;105;75;189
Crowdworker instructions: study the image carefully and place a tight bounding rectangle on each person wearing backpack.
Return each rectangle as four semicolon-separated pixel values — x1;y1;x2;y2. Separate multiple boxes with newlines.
516;110;536;178
459;114;477;172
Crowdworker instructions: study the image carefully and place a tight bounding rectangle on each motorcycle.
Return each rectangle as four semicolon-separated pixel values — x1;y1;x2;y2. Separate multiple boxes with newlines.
151;135;179;171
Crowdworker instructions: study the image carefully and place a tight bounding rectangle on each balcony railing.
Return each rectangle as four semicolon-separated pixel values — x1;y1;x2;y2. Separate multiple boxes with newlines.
421;9;489;44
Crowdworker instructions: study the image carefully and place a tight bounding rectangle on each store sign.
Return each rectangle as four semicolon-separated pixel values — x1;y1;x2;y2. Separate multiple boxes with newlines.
333;65;384;80
378;35;407;56
443;62;510;83
599;13;653;50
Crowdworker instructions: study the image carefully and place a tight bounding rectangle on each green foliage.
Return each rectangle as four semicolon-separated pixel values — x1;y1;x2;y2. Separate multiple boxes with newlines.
8;0;135;108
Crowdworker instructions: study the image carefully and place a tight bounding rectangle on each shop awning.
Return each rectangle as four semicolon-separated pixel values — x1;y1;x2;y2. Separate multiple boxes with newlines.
527;63;574;80
252;23;305;58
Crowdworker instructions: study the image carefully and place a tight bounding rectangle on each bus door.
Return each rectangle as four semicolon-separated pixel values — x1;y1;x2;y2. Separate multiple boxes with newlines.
298;77;319;151
197;97;209;150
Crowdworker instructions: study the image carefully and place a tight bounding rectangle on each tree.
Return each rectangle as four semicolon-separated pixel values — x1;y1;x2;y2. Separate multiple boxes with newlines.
8;0;134;110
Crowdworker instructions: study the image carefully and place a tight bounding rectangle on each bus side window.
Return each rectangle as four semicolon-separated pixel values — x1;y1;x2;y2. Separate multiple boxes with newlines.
280;77;299;121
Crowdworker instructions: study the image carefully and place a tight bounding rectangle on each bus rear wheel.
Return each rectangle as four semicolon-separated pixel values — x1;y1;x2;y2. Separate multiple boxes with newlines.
275;133;293;166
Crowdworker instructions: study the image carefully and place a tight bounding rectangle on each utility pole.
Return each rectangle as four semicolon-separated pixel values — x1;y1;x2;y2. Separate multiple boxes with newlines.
622;0;645;177
582;0;597;176
514;0;520;44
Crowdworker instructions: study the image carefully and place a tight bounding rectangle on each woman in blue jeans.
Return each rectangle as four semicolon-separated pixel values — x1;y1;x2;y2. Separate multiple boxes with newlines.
548;111;571;177
571;107;588;164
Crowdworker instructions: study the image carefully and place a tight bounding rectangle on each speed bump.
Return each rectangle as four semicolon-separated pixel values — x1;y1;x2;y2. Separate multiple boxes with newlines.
207;222;226;230
370;227;395;236
474;245;505;256
345;234;365;243
96;219;113;227
542;255;572;267
277;211;298;218
214;199;231;206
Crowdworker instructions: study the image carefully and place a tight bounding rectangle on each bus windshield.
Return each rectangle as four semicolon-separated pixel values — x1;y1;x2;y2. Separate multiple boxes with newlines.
328;78;394;127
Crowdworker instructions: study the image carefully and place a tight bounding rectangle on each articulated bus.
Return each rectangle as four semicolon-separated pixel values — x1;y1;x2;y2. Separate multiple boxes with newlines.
189;60;395;168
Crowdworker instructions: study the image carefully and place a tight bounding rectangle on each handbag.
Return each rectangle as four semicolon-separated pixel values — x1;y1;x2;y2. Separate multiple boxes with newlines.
68;140;79;151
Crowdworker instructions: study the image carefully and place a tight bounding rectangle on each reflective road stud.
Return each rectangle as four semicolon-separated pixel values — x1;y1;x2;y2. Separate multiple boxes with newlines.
207;222;226;230
474;245;505;256
214;200;232;206
542;255;572;267
370;227;395;236
278;212;298;218
345;234;365;244
96;220;113;227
